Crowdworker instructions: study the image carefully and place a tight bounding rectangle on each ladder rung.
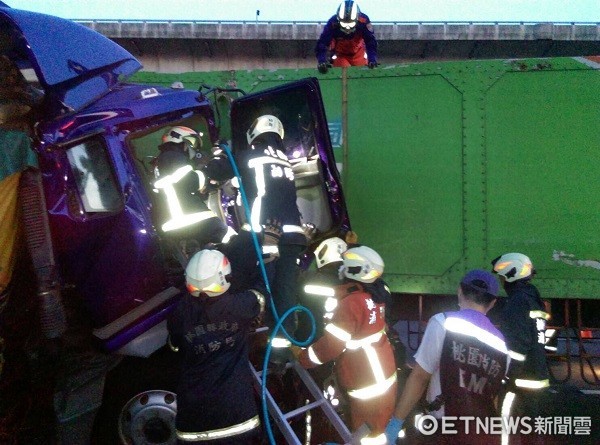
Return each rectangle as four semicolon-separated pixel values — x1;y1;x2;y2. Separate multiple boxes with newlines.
249;360;353;444
283;399;326;420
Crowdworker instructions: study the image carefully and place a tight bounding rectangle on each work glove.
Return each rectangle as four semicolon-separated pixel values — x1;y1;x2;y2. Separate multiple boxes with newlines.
263;219;282;245
317;62;331;74
385;416;405;444
368;61;379;69
302;222;317;242
289;345;303;360
345;230;358;245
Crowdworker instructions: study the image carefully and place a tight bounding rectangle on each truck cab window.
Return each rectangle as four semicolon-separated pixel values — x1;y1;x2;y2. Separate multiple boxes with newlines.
66;139;121;213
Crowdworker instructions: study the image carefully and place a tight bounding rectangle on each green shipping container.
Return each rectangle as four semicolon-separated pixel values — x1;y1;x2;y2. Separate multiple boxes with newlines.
132;56;600;300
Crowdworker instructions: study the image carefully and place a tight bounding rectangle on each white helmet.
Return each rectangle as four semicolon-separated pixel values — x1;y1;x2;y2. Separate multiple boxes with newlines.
161;126;201;158
185;250;232;297
337;1;359;34
341;246;384;283
314;237;347;269
246;114;285;146
492;252;534;283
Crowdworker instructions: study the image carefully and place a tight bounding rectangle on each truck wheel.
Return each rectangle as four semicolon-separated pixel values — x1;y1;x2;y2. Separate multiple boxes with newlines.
118;390;177;445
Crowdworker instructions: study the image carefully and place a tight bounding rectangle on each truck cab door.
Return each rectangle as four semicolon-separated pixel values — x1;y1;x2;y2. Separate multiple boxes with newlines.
228;78;350;244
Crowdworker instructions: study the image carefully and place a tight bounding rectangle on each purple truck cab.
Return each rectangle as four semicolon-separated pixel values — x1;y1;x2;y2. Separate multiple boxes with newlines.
1;6;349;358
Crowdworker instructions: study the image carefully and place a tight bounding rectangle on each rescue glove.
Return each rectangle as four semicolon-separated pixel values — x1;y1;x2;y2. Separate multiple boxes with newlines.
385;416;405;444
368;61;379;69
317;62;331;74
302;222;317;242
263;219;282;245
345;230;359;245
289;345;303;360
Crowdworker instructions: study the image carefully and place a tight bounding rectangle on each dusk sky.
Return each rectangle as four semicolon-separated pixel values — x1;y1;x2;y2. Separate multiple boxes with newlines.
6;0;600;23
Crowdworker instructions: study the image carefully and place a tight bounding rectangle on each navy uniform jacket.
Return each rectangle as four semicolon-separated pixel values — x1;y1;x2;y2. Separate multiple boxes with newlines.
205;146;305;245
315;13;377;64
155;145;211;216
154;143;227;247
438;309;508;444
298;265;342;340
167;290;262;434
498;280;550;384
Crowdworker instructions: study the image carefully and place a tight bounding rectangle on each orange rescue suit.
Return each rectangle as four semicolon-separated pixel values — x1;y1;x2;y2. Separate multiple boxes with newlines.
298;282;397;438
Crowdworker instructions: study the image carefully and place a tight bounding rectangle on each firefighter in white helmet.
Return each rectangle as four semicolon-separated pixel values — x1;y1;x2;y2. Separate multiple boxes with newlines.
204;114;308;353
167;249;266;444
153;126;227;254
315;1;378;72
297;236;349;342
491;252;550;442
294;245;397;445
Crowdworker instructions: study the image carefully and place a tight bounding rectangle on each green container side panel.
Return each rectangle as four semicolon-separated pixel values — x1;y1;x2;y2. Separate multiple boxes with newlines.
130;56;600;298
486;69;600;299
345;75;463;294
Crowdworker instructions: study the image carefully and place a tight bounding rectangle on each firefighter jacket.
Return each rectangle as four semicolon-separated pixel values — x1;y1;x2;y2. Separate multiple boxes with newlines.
167;288;265;441
298;264;342;341
498;280;550;389
315;13;377;66
204;145;306;246
298;281;397;401
154;144;223;236
439;310;508;419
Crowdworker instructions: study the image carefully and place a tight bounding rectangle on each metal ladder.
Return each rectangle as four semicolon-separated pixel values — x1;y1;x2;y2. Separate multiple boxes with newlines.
250;360;369;445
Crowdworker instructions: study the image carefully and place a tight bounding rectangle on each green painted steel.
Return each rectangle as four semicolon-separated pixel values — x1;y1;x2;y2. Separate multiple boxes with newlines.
130;57;600;298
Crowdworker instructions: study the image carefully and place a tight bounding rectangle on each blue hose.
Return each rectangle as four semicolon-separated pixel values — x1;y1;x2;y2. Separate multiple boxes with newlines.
220;143;317;444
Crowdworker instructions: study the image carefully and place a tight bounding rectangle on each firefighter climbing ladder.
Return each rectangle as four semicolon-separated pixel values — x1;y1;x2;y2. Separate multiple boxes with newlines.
250;360;368;445
225;143;366;443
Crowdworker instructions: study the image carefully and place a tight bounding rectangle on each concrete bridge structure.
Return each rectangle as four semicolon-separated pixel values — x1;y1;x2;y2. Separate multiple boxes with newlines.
77;19;600;72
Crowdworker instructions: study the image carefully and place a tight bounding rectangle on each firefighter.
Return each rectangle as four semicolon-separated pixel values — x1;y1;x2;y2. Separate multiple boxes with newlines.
204;115;308;352
491;253;550;444
316;1;378;72
297;236;348;342
293;246;397;445
153;126;228;258
385;269;508;445
167;249;266;444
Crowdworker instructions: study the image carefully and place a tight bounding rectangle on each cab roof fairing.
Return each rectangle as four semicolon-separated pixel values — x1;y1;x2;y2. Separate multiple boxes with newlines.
0;7;142;116
35;84;217;147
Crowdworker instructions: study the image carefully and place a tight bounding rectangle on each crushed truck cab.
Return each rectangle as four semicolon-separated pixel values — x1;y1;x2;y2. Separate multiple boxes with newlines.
0;6;348;359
